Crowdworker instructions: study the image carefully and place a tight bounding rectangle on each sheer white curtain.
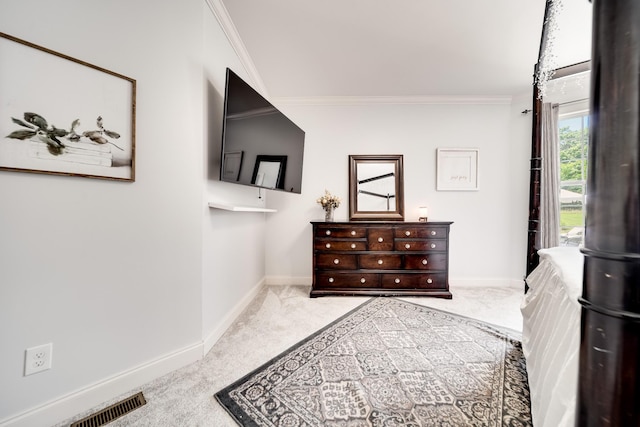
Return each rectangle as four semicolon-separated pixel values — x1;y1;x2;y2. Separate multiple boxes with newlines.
540;102;560;248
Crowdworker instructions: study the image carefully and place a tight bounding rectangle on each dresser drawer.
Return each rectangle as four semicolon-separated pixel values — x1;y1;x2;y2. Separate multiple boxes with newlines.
359;254;402;269
394;226;448;239
381;273;446;289
316;254;357;269
404;253;447;270
368;228;394;251
314;240;367;251
315;272;380;288
315;226;366;238
395;239;447;251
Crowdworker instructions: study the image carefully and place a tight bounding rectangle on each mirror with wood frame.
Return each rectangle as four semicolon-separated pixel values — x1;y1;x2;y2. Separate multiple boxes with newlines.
349;154;404;221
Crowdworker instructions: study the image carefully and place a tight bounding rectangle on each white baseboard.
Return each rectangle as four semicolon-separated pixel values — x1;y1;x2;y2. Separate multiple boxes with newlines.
449;278;524;289
202;278;265;355
265;276;523;289
0;342;202;427
2;279;268;427
264;276;311;286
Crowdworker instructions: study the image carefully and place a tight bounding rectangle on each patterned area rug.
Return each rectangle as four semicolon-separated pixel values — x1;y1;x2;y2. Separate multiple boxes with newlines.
215;298;531;426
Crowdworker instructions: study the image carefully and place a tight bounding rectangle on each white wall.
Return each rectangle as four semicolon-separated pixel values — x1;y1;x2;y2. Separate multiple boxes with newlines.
265;97;532;286
201;6;272;353
0;0;534;425
0;1;268;425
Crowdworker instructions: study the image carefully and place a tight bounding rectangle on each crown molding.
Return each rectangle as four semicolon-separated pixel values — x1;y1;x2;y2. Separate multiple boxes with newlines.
204;1;512;107
272;95;513;106
204;0;269;98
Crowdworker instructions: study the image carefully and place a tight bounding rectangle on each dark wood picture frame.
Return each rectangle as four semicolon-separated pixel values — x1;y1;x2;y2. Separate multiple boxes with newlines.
349;154;404;221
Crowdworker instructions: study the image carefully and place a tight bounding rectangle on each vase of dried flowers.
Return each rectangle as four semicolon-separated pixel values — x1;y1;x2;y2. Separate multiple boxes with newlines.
317;190;340;222
324;206;334;222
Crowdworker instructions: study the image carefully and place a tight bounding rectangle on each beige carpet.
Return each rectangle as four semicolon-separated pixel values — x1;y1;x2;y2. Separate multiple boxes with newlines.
55;284;524;426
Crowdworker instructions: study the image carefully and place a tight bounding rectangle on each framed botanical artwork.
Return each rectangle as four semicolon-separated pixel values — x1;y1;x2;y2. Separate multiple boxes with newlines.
436;148;479;191
0;32;136;181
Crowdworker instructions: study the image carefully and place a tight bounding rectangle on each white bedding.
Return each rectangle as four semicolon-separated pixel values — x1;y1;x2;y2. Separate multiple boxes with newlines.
521;246;583;427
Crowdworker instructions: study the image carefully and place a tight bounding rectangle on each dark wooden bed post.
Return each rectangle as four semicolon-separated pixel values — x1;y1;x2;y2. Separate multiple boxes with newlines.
525;80;542;282
525;0;551;286
577;0;640;425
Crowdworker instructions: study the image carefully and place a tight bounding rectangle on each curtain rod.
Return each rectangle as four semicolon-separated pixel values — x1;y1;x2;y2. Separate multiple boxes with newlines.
522;97;589;114
553;98;589;107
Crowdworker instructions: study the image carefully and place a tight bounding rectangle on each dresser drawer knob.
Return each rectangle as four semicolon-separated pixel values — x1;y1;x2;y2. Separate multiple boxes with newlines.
377;259;384;265
422;259;428;265
405;243;411;249
351;230;356;236
351;243;356;249
427;278;433;284
328;277;334;283
405;231;411;236
326;230;331;236
333;258;340;264
325;243;331;249
378;237;384;243
360;277;366;283
430;243;436;249
394;278;401;284
430;230;437;236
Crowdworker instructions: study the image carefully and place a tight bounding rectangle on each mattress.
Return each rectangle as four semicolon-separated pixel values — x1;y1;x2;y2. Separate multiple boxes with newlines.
521;246;583;427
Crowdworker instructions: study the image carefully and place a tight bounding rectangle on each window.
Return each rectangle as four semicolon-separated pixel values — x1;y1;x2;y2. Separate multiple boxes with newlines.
558;104;589;246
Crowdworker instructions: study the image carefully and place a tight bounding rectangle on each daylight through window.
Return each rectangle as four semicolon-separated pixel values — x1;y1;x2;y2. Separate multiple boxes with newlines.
558;103;588;246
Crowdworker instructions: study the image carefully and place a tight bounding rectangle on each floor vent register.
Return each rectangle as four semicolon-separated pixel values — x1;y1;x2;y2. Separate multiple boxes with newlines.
70;391;146;427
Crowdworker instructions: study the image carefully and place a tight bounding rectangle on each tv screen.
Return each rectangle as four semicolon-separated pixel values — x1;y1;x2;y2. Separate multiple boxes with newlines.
219;68;305;194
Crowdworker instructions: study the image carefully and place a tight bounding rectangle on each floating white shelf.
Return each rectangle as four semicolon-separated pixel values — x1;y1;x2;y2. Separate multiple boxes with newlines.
208;202;277;213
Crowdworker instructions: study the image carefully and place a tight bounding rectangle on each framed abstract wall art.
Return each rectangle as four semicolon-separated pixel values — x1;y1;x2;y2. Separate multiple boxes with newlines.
0;32;136;181
436;148;479;191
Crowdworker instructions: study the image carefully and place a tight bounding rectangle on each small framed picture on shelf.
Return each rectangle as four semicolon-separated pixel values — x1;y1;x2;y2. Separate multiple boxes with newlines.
436;148;479;191
222;151;243;181
251;155;287;190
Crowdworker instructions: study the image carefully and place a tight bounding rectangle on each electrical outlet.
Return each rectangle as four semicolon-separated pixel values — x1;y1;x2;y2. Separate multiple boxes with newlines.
24;343;52;376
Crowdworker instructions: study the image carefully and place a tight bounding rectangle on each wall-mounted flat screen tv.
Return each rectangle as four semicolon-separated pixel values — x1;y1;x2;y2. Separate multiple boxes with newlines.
219;68;305;194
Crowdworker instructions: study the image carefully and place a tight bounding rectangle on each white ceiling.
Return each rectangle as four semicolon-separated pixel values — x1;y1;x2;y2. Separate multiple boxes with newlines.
215;0;593;100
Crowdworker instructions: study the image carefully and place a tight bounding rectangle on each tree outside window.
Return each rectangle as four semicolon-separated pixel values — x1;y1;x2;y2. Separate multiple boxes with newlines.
559;112;588;246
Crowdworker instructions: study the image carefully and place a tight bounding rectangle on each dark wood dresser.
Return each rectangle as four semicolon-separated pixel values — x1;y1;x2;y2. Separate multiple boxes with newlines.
310;221;453;298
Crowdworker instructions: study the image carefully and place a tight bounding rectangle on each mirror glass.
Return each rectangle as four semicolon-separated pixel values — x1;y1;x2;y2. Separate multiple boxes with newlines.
349;154;404;221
